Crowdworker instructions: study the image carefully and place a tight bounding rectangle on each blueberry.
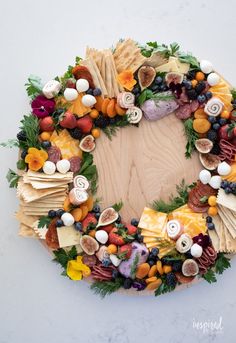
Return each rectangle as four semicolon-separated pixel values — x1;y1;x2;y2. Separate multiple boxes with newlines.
206;216;212;223
93;88;102;96
74;221;83;231
92;204;100;213
132;86;141;94
123;278;133;289
155;76;163;84
21;150;27;159
205;91;212;100
225;187;232;194
221;180;228;189
187;89;198;100
197;94;206;103
151;85;160;92
219;118;227;126
41;140;51;149
102;258;111;267
208;116;217;124
56;209;65;218
207;222;215;231
159;84;167;91
48;210;57;218
86;88;93;95
183;80;192;90
131;218;139;226
147;259;156;267
151;247;159;256
135;233;143;243
212;123;221;131
195;81;206;94
94;212;100;220
56;219;64;227
112;269;119;279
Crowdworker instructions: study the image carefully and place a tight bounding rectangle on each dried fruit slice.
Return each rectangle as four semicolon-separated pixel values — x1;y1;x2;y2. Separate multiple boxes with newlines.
97;207;119;227
182;259;199;276
79;135;96;152
199;153;221;170
195;138;213;153
80;235;99;255
138;66;156;90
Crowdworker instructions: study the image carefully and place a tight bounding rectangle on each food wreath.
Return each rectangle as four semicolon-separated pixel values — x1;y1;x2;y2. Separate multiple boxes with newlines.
2;39;236;298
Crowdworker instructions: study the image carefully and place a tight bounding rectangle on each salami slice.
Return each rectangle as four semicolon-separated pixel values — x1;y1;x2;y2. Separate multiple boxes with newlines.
175;104;192;119
69;156;81;173
82;254;97;267
219;139;236;162
45;218;59;249
190;100;199;113
47;146;61;163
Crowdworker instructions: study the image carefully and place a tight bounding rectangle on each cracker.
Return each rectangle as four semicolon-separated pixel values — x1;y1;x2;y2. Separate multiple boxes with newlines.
30;180;69;189
208;229;220;252
15;209;39;228
218;206;236;238
26;171;73;181
18;223;38;238
217;188;236;212
33;221;48;240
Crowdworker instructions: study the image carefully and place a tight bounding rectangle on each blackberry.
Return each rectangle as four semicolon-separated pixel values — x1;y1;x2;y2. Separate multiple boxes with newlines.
185;250;193;258
186;89;198;100
69;127;83;140
187;70;196;80
161;257;172;266
17;130;27;141
210;144;220;155
94;115;110;128
109;116;120;125
172;260;183;272
147;259;156;267
166;272;177;287
207;129;218;142
21;150;28;159
195;81;206;94
123;278;133;289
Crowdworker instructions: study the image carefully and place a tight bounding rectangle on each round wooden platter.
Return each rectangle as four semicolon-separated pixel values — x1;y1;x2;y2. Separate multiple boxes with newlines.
93;111;202;222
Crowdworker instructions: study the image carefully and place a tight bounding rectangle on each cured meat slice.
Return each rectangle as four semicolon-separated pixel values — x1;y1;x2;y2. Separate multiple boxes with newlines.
45;219;59;249
69;156;81;173
47;146;61;163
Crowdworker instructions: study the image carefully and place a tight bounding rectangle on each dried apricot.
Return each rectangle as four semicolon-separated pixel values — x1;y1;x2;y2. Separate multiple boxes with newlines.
156;260;164;275
83;196;94;212
71;207;83;222
163;265;172;274
89;229;96;238
145;278;162;291
194;108;207;119
145;276;158;284
101;98;110;115
148;265;157;278
136;263;150;279
80;205;89;220
94;96;103;112
63;196;72;212
107;99;116;118
193;118;211;134
115;103;126;116
220;110;230;119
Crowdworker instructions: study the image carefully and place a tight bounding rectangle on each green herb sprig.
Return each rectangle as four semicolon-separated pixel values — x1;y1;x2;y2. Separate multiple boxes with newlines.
102;115;131;140
6;169;20;188
130;253;139;279
38;216;51;228
0;139;19;149
140;41;180;59
79;152;98;195
19;114;40;150
202;253;231;283
137;89;174;106
183;118;199;159
112;201;123;212
53;246;78;276
155;280;176;297
90;278;123;298
25;75;43;99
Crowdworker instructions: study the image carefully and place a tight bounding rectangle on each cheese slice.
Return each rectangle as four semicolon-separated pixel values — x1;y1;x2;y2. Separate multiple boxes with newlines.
156;60;179;73
57;226;82;248
50;129;83;160
169;56;190;74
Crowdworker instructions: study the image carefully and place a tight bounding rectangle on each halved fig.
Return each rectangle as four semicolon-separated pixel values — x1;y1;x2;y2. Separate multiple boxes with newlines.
165;72;184;86
79;135;96;152
199;153;221;170
97;207;119;227
182;259;199;277
195;138;213;153
138;66;156;90
80;235;99;255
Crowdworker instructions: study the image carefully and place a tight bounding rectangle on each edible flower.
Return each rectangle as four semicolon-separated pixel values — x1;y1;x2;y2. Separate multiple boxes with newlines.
25;147;48;171
193;233;210;248
31;95;55;118
117;70;137;91
66;256;91;281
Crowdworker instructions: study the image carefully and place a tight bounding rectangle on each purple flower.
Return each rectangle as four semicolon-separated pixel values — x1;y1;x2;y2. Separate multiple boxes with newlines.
193;233;210;249
31;95;55;118
169;82;183;98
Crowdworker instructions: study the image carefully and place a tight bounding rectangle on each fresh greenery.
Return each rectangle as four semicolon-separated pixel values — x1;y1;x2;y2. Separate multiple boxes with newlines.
130;253;139;279
202;253;231;283
140;41;180;59
38;216;51;228
6;169;20;188
231;89;236;100
0;139;19;148
53;246;78;276
112;201;123;212
200;196;208;204
178;52;200;70
155;278;176;297
137;89;174;106
25;75;43;99
16;159;27;170
19;114;40;150
152;179;194;213
90;278;124;298
102;115;131;140
79;152;98;195
183;118;199;159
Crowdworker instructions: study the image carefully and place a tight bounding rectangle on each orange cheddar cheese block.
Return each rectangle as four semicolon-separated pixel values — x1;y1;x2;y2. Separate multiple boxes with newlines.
50;129;83;160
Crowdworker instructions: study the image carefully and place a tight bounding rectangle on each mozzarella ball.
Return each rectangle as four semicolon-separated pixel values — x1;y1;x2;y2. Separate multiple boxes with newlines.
217;162;231;176
207;73;220;86
82;94;97;107
191;243;203;258
209;175;222;189
200;60;213;74
199;169;211;184
64;88;78;101
95;230;109;244
56;159;71;174
61;212;75;227
43;80;61;99
43;161;56;175
76;79;89;93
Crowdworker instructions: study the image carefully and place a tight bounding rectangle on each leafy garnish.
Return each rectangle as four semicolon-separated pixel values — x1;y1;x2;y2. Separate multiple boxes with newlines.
215;253;231;274
16;159;27;170
6;169;20;188
79;152;98;195
183;118;199;159
130;253;139;279
102;115;130;140
25;75;43;99
202;269;217;283
38;216;51;228
19;114;40;150
152;179;193;213
140;41;180;59
0;139;19;148
137;89;174;106
155;279;176;296
75;56;82;65
112;201;123;212
231;89;236;101
200;196;208;204
90;278;123;298
53;246;78;272
178;52;200;70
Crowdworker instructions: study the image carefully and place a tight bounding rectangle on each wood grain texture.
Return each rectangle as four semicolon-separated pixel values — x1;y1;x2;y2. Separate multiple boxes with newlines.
93;112;202;221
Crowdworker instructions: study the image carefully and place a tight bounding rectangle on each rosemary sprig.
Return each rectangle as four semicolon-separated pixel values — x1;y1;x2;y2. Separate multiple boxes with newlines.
130;253;139;279
19;114;40;150
102;115;131;140
183;118;199;159
90;278;123;298
152;179;194;213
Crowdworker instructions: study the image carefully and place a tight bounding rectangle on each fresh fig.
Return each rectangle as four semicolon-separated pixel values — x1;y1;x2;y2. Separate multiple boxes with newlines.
199;153;221;170
80;235;99;255
195;138;213;153
138;66;156;90
97;207;119;227
182;259;199;277
165;72;184;86
79;135;96;152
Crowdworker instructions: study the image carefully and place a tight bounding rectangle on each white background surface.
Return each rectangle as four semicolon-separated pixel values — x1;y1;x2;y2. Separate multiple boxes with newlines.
0;1;236;342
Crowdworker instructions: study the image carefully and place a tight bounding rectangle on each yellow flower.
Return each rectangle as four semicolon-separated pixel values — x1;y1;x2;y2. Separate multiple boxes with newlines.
117;70;137;91
25;147;48;171
66;256;91;281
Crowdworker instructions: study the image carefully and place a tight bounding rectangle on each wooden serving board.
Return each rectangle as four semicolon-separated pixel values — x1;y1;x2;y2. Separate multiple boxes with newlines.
93;112;202;222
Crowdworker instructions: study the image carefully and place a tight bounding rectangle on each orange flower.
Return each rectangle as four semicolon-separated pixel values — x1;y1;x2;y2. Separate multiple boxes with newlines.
25;147;48;171
117;70;137;91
